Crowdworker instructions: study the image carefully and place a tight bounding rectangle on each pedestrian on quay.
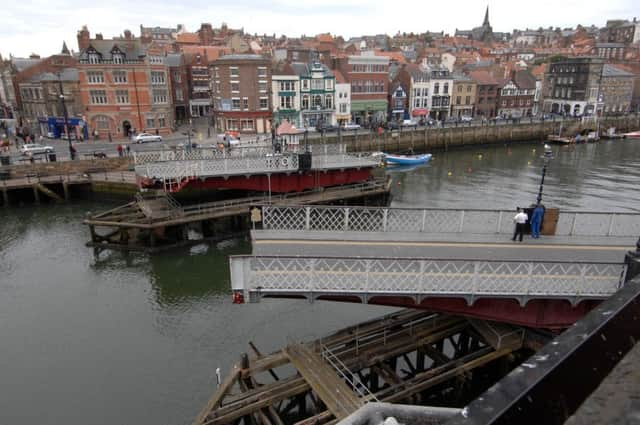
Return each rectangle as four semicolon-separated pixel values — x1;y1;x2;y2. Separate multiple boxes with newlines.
530;204;545;239
125;145;130;156
108;132;112;143
512;207;528;242
117;144;123;157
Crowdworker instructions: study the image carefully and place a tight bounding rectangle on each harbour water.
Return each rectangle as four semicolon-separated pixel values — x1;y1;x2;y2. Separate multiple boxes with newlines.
1;139;639;425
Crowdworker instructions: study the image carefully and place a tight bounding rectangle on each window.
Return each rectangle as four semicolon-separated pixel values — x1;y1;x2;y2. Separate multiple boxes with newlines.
259;97;269;110
158;116;165;127
456;96;461;105
151;71;165;84
113;70;127;83
230;67;239;77
112;53;124;64
414;88;420;98
175;89;183;101
280;96;291;109
434;83;439;94
96;115;110;130
241;119;254;131
257;67;267;78
340;104;347;113
259;82;267;93
465;96;470;105
325;94;333;109
443;83;449;94
232;98;241;110
414;98;421;108
115;90;129;104
458;85;462;92
152;89;168;104
90;90;107;104
149;56;164;64
423;88;429;97
395;99;404;109
146;118;155;128
87;71;104;84
311;79;324;90
226;119;239;130
302;95;309;109
467;85;472;92
302;79;309;90
422;98;429;108
231;82;240;93
243;97;249;110
173;71;182;83
313;95;322;108
280;81;295;91
325;79;334;90
88;53;100;64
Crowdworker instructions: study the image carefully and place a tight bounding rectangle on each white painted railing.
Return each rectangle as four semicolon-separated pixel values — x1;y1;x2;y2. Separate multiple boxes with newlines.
261;206;640;238
230;256;627;306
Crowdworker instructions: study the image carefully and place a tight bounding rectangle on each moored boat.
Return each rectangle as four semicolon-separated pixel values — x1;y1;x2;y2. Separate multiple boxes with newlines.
384;153;432;166
624;130;640;138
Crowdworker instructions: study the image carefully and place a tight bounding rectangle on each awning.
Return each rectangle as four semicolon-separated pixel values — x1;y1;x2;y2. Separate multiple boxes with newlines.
412;108;429;116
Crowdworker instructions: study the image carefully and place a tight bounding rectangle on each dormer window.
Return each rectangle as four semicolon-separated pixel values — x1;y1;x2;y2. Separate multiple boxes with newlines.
113;53;124;64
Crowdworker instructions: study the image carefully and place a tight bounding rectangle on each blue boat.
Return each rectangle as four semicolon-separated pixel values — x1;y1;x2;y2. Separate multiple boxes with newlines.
384;153;432;166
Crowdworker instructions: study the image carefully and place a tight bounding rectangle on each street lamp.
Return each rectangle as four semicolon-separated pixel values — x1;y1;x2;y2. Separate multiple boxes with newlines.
536;144;553;205
57;72;75;160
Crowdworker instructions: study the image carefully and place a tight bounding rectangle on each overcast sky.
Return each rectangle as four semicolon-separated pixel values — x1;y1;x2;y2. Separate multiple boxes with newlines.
1;0;638;58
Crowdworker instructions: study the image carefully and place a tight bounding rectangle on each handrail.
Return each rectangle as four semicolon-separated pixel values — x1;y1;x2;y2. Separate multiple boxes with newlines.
320;343;379;402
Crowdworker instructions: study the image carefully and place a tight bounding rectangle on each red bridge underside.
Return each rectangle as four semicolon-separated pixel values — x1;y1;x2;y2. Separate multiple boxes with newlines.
265;295;600;329
184;168;374;192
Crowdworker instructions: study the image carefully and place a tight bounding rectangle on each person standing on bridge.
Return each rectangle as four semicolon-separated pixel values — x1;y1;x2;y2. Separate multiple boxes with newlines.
530;204;545;239
512;207;528;242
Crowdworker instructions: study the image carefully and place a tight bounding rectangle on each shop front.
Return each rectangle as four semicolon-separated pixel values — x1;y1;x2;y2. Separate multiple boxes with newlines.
38;116;89;140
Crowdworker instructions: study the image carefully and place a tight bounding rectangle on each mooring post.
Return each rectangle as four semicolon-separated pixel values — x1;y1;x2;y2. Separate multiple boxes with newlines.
2;188;8;206
32;184;40;204
62;182;70;201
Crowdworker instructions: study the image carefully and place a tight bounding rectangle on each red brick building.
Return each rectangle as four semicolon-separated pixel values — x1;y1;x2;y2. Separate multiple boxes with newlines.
211;54;272;134
76;26;174;138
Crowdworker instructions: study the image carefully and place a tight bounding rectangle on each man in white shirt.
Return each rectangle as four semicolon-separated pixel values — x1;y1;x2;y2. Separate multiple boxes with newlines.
512;207;528;242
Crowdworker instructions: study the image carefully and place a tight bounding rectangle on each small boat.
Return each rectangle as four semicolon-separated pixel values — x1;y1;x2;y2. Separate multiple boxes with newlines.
624;131;640;138
384;153;432;166
547;135;574;145
601;127;625;140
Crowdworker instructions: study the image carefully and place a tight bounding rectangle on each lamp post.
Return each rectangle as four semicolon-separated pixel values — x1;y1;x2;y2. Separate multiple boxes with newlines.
57;72;74;160
536;144;553;205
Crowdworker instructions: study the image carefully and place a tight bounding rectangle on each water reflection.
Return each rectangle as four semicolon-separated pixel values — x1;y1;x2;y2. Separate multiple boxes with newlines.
390;139;640;211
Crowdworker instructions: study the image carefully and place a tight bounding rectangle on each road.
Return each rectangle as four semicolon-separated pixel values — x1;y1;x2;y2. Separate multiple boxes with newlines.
251;230;634;264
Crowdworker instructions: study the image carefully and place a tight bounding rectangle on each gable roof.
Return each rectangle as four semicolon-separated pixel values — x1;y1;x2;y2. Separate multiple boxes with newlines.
513;69;536;89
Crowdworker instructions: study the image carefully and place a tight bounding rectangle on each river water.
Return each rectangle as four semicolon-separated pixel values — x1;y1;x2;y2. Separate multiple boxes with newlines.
1;139;639;425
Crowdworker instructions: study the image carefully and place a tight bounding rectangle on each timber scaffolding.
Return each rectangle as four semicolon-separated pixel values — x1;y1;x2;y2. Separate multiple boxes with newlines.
194;309;545;425
83;178;391;251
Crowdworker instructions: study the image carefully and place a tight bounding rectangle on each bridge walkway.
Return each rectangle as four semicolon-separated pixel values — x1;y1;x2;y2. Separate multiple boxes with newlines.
284;343;364;420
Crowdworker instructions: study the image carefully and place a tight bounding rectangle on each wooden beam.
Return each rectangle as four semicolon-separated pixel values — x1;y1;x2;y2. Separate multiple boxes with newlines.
194;367;241;425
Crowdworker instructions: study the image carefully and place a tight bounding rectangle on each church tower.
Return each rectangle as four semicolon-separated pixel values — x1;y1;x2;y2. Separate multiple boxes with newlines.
483;5;490;27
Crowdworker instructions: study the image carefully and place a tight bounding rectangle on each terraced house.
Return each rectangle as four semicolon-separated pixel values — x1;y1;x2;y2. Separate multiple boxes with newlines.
211;54;272;134
77;26;173;138
271;63;300;127
293;61;336;128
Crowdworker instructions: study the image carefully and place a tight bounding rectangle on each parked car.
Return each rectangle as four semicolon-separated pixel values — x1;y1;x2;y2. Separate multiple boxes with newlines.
20;143;54;155
316;124;339;133
460;116;473;122
401;119;418;127
133;133;162;143
342;122;361;130
384;121;400;130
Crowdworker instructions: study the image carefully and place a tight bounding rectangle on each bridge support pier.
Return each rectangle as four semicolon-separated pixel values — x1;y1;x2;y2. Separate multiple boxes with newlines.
2;188;8;206
62;182;70;201
32;184;40;204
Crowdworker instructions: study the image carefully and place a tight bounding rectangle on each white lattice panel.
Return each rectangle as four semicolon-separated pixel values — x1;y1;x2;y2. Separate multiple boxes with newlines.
231;256;626;302
386;210;424;232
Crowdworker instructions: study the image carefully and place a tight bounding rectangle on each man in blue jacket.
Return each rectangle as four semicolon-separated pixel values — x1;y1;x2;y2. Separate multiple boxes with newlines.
530;204;545;239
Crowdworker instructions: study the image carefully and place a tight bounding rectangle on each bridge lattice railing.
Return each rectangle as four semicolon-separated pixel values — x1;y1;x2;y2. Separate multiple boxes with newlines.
261;206;640;237
230;256;627;305
133;143;348;165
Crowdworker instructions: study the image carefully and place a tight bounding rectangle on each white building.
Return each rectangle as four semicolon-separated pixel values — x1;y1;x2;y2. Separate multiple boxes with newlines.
335;72;351;125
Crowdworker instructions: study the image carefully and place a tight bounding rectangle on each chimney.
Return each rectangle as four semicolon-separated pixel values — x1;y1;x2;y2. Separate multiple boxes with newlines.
77;25;90;51
124;29;132;40
95;33;103;40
